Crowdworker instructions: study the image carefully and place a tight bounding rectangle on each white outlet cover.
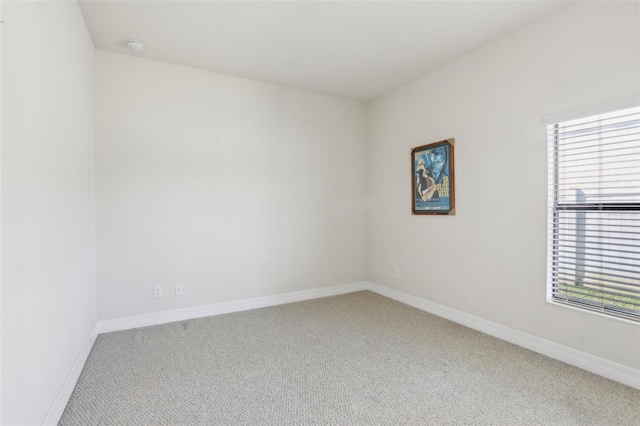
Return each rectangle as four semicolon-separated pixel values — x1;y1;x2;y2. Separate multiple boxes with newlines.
154;286;163;298
175;285;183;296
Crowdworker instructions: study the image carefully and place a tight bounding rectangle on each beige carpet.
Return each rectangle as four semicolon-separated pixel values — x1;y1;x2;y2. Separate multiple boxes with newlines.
60;291;640;425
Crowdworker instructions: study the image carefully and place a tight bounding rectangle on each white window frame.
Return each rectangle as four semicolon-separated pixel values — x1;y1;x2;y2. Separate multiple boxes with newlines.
546;96;640;322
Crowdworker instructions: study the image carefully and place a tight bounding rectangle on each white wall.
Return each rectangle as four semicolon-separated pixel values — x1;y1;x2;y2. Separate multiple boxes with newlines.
367;1;640;369
95;51;367;320
0;0;3;421
1;2;96;425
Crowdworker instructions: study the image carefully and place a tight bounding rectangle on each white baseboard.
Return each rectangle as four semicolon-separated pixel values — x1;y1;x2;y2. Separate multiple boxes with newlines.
366;281;640;390
95;281;370;334
42;326;98;426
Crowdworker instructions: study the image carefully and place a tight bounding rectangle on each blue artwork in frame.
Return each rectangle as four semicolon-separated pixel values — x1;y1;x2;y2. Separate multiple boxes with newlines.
412;138;455;215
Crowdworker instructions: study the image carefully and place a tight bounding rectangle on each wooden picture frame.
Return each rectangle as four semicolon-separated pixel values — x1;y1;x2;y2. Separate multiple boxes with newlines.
411;138;455;215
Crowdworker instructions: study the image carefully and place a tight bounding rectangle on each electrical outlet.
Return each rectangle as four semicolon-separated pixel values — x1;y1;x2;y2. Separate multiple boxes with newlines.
394;269;400;280
175;284;183;296
153;286;163;298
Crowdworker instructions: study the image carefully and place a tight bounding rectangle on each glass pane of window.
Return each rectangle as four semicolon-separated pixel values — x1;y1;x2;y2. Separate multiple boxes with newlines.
548;105;640;321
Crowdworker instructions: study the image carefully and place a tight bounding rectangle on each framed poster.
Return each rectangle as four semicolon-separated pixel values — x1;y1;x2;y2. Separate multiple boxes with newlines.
411;138;455;215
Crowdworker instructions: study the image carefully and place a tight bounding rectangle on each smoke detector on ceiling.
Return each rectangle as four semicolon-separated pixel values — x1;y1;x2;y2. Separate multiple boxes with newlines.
127;39;145;52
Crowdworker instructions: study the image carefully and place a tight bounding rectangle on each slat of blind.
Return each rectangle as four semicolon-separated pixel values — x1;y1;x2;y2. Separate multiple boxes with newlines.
555;245;639;260
549;152;640;163
556;291;640;312
555;211;639;217
551;158;640;171
554;228;640;239
555;135;640;148
552;129;640;144
552;287;640;309
548;111;639;132
555;178;639;185
556;243;639;256
555;188;639;195
556;192;640;198
554;134;640;148
555;200;640;205
555;268;640;288
553;116;639;132
556;160;639;171
556;249;640;264
555;136;639;147
555;222;640;232
551;123;640;141
556;238;639;248
555;265;639;286
553;259;640;274
555;250;639;262
555;211;640;217
556;223;640;230
556;202;640;206
548;105;640;321
548;112;638;129
555;233;640;245
553;283;640;303
553;269;628;282
556;250;640;262
558;169;640;177
555;279;640;295
553;285;640;305
555;160;640;170
556;197;640;203
554;289;640;312
552;124;639;140
555;226;640;235
549;112;639;130
556;162;638;172
555;219;640;228
554;280;640;296
555;126;639;136
555;140;640;153
554;138;640;149
555;217;640;224
553;266;640;281
554;228;640;237
552;149;640;163
555;195;640;201
555;247;640;262
553;138;640;153
555;186;640;194
555;132;639;141
556;258;640;276
554;214;639;221
557;178;640;186
558;166;640;175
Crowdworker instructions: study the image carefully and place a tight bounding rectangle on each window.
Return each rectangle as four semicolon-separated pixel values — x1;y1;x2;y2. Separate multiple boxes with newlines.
547;104;640;321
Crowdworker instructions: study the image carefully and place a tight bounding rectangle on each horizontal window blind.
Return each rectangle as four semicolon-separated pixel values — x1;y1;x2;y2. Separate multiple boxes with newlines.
548;105;640;321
